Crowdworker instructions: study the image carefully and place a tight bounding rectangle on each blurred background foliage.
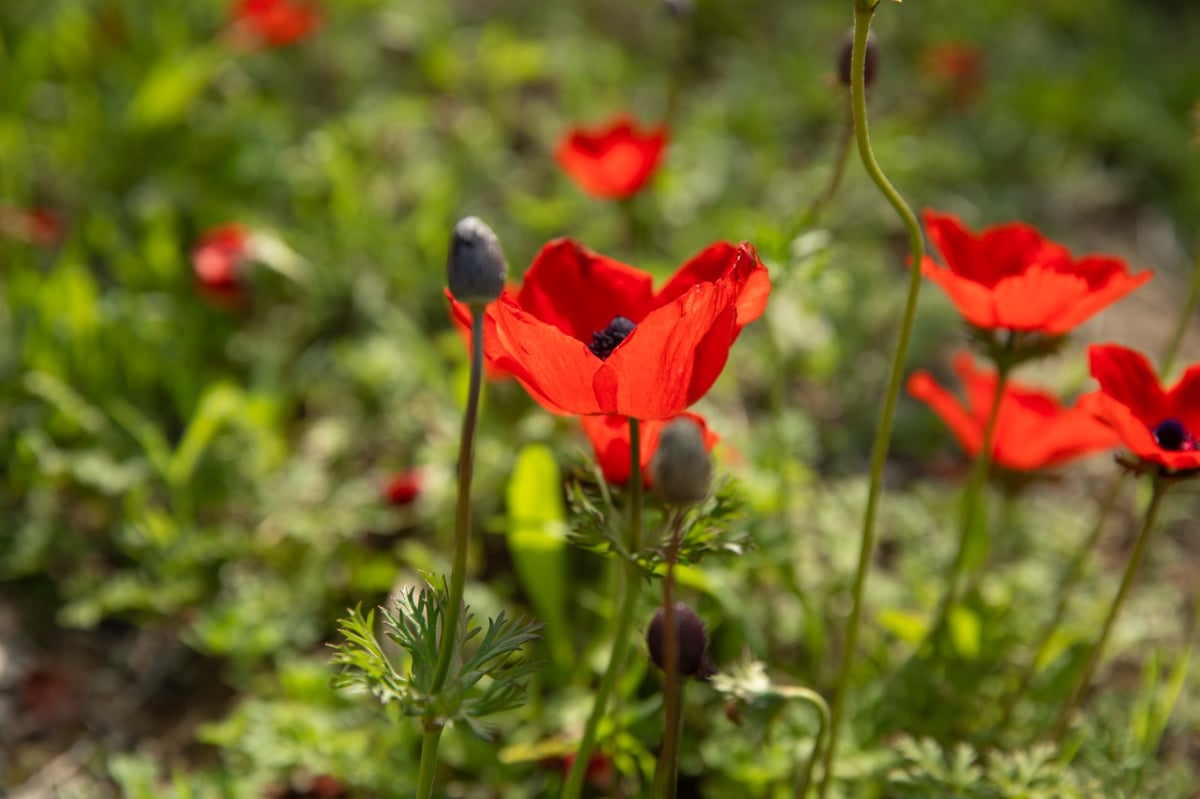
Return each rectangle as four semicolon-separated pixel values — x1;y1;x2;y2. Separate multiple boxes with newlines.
2;0;1200;796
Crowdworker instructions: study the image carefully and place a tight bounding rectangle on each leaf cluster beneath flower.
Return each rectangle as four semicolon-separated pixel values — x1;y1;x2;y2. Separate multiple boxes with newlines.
331;582;541;736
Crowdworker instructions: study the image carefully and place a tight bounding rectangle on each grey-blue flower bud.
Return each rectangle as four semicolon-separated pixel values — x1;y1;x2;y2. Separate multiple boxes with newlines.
650;417;712;506
447;217;506;305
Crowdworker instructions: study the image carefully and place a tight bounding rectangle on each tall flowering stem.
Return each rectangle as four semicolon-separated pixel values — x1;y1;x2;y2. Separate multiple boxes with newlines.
563;418;646;799
929;355;1011;644
415;310;486;799
818;4;925;797
1052;478;1170;742
652;510;687;799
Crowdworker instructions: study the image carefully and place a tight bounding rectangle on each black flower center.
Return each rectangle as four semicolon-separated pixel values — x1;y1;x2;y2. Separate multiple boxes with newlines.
589;316;636;360
1153;418;1190;451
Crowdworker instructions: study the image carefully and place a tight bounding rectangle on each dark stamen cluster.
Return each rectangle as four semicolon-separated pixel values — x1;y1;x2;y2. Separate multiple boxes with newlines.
588;316;637;360
1154;418;1195;451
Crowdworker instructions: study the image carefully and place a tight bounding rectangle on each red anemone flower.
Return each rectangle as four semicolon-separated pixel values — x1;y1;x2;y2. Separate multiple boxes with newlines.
1081;344;1200;473
192;223;251;307
230;0;321;48
907;351;1118;471
450;239;770;419
382;470;422;506
582;412;718;486
0;206;63;245
555;115;668;199
920;211;1152;335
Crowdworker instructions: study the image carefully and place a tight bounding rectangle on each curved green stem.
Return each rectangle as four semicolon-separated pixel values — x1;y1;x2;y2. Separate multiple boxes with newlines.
563;419;645;799
653;510;687;799
816;5;925;797
781;687;831;799
997;473;1126;736
1052;478;1170;742
1159;247;1200;380
415;309;484;799
926;357;1011;648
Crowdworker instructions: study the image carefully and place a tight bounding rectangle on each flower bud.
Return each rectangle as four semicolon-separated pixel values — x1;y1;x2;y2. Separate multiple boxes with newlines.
447;216;506;305
646;602;715;679
649;417;712;506
837;29;878;89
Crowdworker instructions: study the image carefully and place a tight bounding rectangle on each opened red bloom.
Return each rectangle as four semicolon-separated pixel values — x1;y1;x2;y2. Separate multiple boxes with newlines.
907;351;1118;471
231;0;321;48
920;210;1152;335
192;223;251;307
582;413;718;486
556;116;667;199
1081;344;1200;472
450;239;769;419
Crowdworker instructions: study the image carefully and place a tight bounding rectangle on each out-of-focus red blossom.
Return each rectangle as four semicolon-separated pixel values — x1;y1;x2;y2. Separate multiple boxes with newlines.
582;412;718;486
230;0;321;48
382;470;422;506
921;41;985;107
920;210;1152;336
448;239;770;419
18;665;80;729
192;223;251;308
907;351;1119;471
551;752;612;788
0;206;63;245
1080;344;1200;473
555;115;668;199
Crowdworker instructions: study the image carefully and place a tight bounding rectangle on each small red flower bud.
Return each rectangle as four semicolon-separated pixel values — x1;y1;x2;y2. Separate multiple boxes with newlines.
646;602;715;679
383;471;421;506
837;29;878;89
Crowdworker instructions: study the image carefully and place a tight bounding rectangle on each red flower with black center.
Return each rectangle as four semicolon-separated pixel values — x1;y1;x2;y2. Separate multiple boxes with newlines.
1080;344;1200;473
582;412;718;486
920;210;1152;335
192;223;251;308
450;239;770;419
907;351;1118;471
230;0;321;48
556;115;668;199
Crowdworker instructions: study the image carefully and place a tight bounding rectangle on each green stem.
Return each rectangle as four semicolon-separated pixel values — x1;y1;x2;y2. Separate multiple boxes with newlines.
563;418;645;799
816;5;925;797
798;98;855;231
927;357;1011;648
997;473;1126;735
787;687;831;799
1159;246;1200;380
653;510;687;799
1052;478;1170;743
415;309;484;799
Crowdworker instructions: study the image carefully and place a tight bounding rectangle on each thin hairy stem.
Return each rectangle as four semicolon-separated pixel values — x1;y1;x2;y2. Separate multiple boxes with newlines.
1052;479;1170;742
563;419;646;799
416;310;485;798
817;4;925;796
653;510;687;799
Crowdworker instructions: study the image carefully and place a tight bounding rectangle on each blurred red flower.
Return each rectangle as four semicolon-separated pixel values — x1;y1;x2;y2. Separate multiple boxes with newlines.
450;239;770;419
0;206;63;245
907;351;1118;471
231;0;321;48
1081;344;1200;473
921;41;985;107
582;412;718;486
920;210;1151;335
382;470;422;506
192;223;250;308
556;115;668;199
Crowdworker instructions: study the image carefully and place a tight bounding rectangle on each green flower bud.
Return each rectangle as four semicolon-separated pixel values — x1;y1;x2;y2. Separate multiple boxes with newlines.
447;216;506;305
650;417;712;506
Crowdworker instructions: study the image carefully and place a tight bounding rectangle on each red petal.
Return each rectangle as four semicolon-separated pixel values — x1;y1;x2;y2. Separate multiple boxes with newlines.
1087;344;1167;428
515;239;655;343
908;369;984;457
920;260;999;328
1049;264;1153;333
555;116;668;199
655;242;770;328
990;266;1088;332
581;413;717;486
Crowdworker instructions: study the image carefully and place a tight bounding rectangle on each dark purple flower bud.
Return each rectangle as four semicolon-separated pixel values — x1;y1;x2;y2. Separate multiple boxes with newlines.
837;29;879;89
646;602;716;680
447;216;506;305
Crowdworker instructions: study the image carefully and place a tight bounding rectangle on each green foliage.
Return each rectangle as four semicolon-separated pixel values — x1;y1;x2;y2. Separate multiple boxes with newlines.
332;584;541;735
